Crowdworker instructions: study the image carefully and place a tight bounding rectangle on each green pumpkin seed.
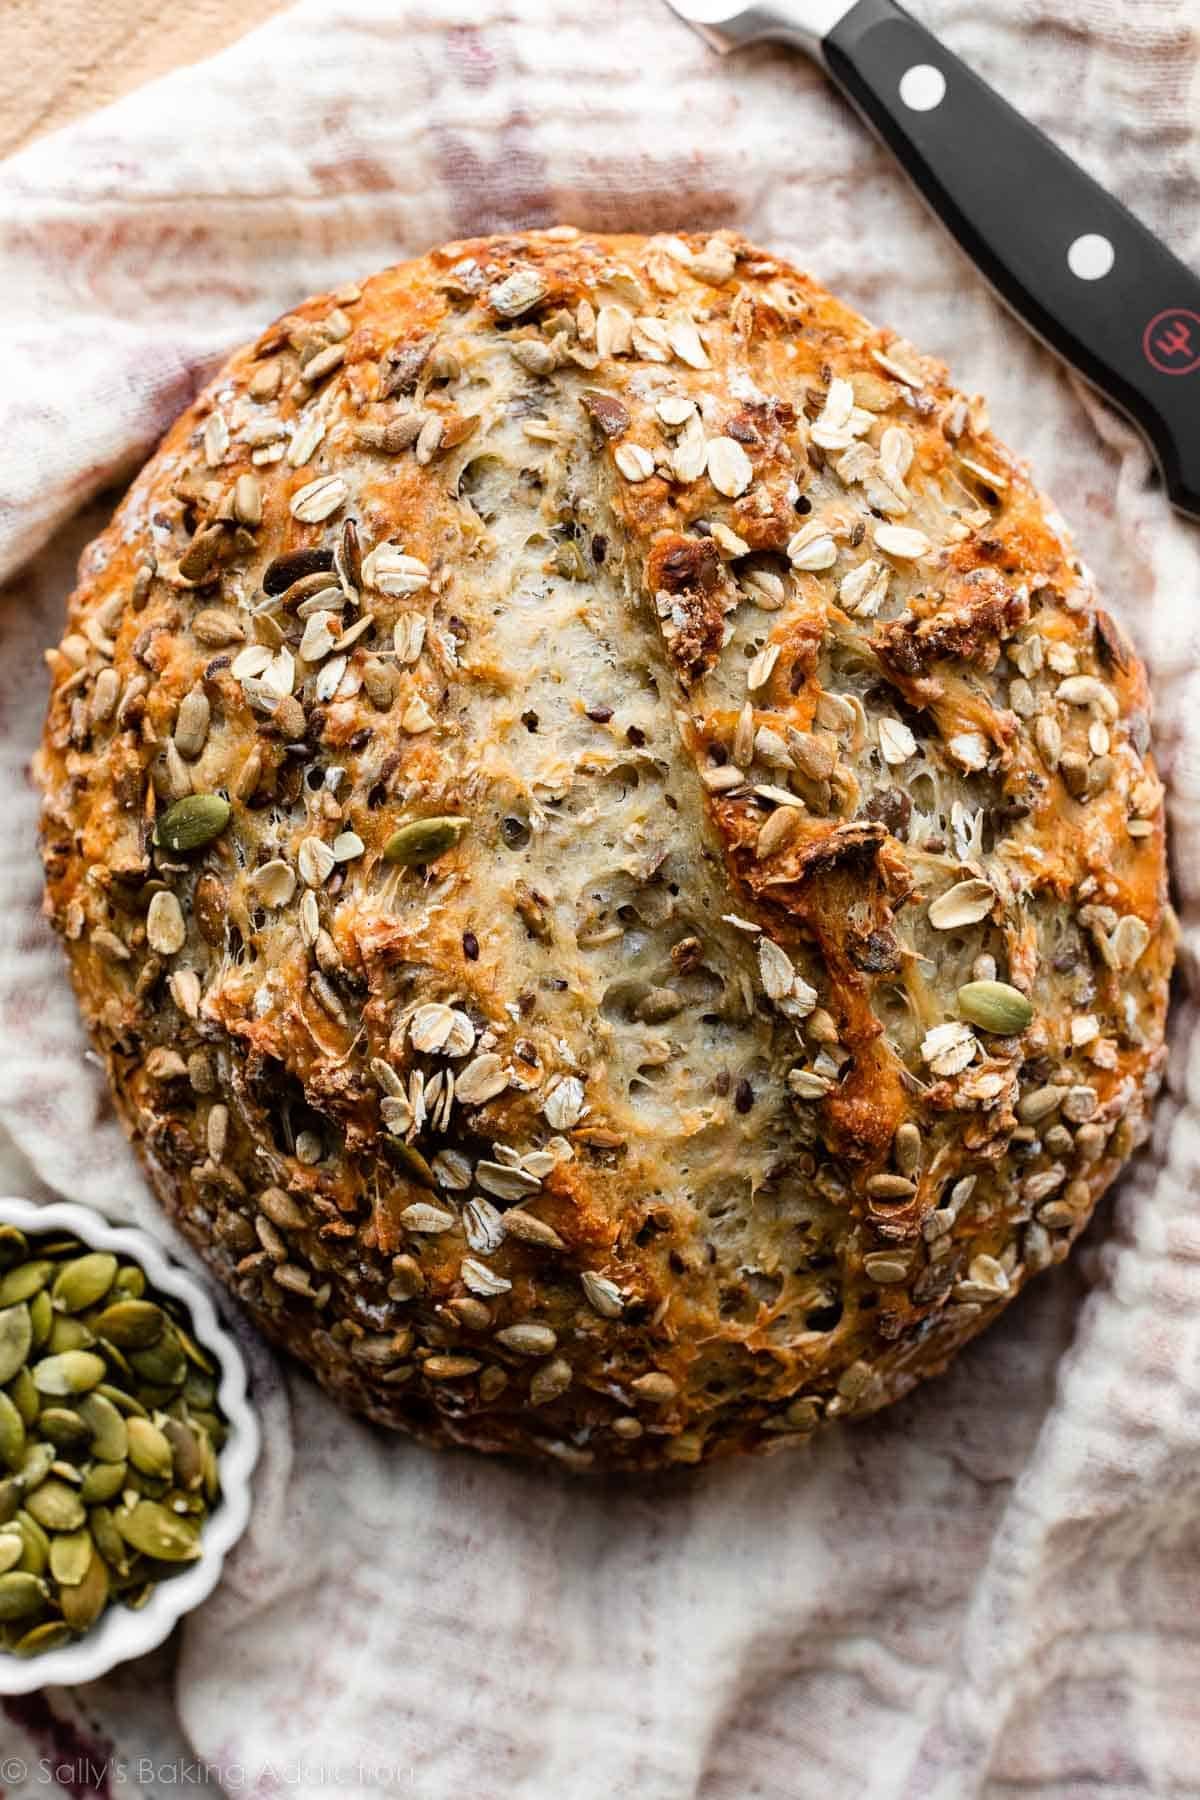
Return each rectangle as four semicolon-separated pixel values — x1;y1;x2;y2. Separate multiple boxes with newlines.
956;979;1036;1034
182;1369;217;1411
52;1253;118;1315
382;814;469;866
114;1500;202;1563
78;1391;129;1462
127;1418;174;1481
49;1528;94;1588
59;1548;108;1631
0;1307;32;1385
0;1262;53;1308
8;1365;38;1428
32;1350;107;1397
123;1579;157;1611
25;1480;85;1533
161;1417;204;1490
128;1463;173;1497
89;1507;129;1575
128;1338;187;1389
79;1460;127;1504
16;1443;54;1493
0;1480;19;1525
157;793;232;852
554;541;587;580
0;1394;25;1472
0;1532;23;1575
38;1238;85;1259
90;1299;164;1348
38;1408;93;1454
392;1141;436;1188
0;1228;28;1272
111;1265;147;1301
47;1316;96;1355
97;1381;147;1418
201;1431;220;1504
174;1323;216;1375
97;1340;134;1380
0;1571;48;1621
28;1290;53;1348
13;1512;49;1576
15;1620;72;1656
134;1384;180;1414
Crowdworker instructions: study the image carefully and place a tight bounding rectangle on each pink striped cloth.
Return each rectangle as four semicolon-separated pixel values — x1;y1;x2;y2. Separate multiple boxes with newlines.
2;3;1200;1795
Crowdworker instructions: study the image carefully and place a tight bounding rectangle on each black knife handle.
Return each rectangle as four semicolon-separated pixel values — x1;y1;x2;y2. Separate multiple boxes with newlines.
824;0;1200;518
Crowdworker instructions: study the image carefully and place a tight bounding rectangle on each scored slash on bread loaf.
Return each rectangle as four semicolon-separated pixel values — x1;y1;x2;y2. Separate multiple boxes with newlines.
36;228;1174;1470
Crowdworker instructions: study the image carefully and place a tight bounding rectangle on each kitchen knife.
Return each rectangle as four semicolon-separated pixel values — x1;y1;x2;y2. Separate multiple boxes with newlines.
664;0;1200;521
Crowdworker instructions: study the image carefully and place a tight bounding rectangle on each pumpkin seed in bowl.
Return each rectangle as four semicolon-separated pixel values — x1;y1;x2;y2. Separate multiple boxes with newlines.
0;1221;232;1659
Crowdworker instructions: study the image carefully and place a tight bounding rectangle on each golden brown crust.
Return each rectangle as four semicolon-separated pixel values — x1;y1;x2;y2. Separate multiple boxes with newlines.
36;229;1174;1470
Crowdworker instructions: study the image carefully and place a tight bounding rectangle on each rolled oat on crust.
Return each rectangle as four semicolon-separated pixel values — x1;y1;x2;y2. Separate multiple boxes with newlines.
36;229;1174;1471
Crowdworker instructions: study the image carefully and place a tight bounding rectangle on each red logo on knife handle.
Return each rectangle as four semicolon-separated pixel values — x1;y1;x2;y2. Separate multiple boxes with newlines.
1143;309;1200;375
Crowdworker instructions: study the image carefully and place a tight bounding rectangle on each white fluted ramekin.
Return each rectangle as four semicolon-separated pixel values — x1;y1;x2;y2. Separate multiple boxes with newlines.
0;1196;259;1694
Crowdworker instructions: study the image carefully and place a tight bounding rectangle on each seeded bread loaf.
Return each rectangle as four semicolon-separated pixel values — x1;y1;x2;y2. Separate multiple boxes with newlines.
36;229;1174;1470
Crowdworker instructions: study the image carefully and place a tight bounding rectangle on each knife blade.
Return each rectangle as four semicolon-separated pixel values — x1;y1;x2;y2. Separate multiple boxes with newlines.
665;0;1200;521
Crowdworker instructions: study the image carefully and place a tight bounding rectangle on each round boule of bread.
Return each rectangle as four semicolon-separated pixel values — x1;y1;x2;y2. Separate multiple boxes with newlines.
37;229;1174;1471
